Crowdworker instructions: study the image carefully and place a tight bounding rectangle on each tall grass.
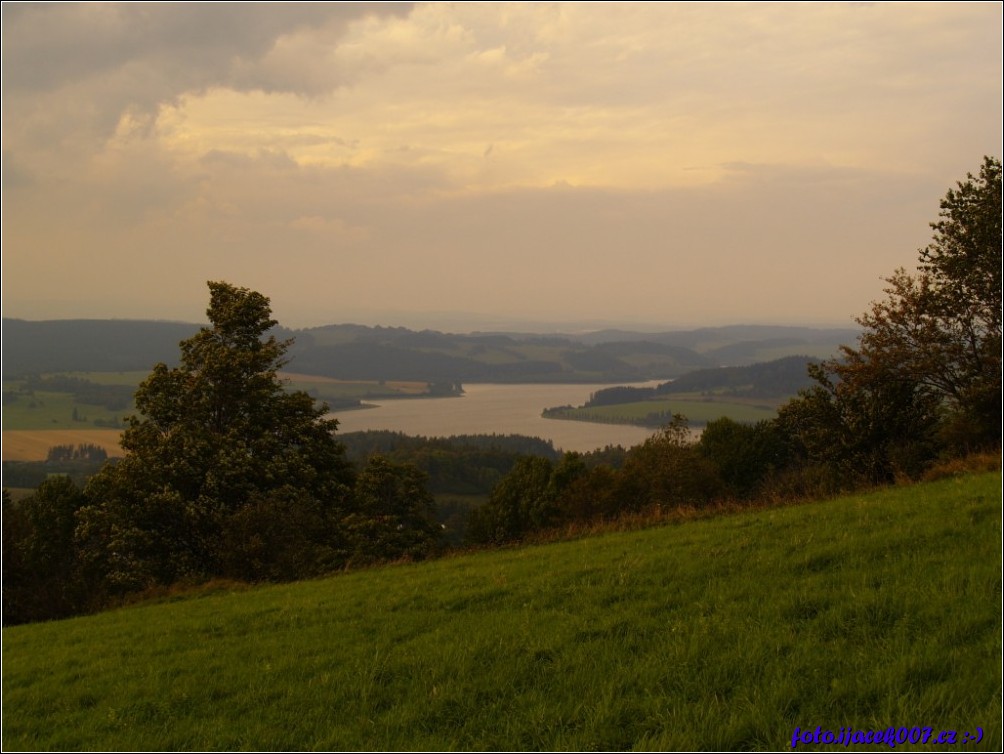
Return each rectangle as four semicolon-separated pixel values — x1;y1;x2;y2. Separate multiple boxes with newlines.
3;472;1000;751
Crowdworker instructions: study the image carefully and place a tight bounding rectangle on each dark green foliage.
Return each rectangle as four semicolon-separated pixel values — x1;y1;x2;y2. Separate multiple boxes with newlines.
779;157;1002;485
615;415;723;509
344;456;442;565
777;359;942;489
77;282;357;593
2;477;92;624
467;456;559;544
340;431;559;496
216;487;348;582
468;416;723;543
584;385;657;407
698;417;793;499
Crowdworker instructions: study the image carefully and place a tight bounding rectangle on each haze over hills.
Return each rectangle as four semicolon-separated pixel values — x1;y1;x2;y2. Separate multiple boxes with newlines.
1;317;859;383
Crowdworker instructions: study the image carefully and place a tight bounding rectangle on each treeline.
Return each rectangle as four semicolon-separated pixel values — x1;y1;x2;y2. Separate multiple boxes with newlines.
3;445;111;489
341;431;560;496
467;417;777;543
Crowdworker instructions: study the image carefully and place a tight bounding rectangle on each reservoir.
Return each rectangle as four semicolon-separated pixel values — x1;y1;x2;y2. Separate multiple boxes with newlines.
330;382;659;453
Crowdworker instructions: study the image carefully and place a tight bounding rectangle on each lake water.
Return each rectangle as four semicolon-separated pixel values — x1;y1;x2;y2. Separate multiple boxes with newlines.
329;383;659;453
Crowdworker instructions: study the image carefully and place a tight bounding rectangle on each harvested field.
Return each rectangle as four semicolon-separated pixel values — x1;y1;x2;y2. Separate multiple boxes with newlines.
2;430;123;461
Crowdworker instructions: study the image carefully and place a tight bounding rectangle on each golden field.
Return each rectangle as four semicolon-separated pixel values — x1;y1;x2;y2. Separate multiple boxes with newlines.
2;430;124;461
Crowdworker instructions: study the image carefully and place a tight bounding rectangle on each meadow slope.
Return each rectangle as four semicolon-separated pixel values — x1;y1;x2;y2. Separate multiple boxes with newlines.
3;473;1001;751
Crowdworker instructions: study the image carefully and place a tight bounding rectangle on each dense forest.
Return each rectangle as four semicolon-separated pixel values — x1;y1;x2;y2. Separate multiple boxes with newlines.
3;157;1000;626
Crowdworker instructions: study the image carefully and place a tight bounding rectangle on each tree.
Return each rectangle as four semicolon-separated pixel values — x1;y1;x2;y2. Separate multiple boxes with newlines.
782;157;1001;482
79;282;355;590
698;417;793;499
616;414;722;509
3;478;91;624
466;456;558;544
342;456;442;564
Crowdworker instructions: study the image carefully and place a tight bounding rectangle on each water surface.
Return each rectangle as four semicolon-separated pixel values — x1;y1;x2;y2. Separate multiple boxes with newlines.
330;383;658;453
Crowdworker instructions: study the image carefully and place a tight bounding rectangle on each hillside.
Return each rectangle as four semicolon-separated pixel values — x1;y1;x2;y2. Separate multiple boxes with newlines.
3;472;999;751
2;318;856;383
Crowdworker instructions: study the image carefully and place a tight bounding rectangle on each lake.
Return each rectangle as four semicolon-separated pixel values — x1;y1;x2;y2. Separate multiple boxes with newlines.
329;383;659;453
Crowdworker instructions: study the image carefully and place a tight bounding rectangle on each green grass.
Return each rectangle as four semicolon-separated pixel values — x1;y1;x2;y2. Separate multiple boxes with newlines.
3;473;1001;751
0;391;130;430
548;395;779;427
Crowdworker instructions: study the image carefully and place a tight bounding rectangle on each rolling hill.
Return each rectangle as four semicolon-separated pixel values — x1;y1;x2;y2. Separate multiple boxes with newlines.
3;471;998;751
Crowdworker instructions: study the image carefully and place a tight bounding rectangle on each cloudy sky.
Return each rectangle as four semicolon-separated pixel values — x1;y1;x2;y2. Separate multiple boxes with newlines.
2;2;1001;331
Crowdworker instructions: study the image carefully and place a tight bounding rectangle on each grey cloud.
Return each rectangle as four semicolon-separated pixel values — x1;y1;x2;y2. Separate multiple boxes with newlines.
3;3;413;96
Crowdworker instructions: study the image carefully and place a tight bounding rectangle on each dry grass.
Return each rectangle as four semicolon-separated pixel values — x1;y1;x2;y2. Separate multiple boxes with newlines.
921;449;1002;481
1;430;124;461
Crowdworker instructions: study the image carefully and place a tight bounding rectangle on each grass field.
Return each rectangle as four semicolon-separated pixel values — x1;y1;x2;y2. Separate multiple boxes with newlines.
0;390;130;432
3;472;1000;751
546;393;780;427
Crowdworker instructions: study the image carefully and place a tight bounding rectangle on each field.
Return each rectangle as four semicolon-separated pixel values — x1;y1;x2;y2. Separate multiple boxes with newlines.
3;472;1000;751
545;392;781;427
1;372;437;461
2;430;125;462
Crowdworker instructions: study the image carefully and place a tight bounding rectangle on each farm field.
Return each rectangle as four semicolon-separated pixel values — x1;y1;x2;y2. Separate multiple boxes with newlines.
3;472;1000;751
1;373;441;459
2;430;125;462
545;392;781;427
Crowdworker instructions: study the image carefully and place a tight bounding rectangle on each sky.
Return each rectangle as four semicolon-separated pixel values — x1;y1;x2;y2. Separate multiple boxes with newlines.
2;2;1001;332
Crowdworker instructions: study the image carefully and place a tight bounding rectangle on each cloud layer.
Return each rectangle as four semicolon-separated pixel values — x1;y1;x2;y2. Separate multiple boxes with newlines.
3;2;1001;329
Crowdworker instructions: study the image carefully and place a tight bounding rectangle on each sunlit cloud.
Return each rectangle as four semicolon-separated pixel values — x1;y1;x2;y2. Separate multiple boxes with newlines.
2;2;1000;328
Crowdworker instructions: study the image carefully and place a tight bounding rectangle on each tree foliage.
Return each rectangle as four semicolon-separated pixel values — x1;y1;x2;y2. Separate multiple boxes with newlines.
343;456;442;564
782;157;1002;481
78;282;358;590
2;478;91;624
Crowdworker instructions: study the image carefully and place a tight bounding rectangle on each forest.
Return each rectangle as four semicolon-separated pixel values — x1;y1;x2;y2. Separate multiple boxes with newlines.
3;156;1000;626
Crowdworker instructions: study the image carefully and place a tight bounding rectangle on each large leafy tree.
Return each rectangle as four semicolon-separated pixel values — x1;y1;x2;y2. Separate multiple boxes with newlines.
79;282;355;590
782;157;1001;482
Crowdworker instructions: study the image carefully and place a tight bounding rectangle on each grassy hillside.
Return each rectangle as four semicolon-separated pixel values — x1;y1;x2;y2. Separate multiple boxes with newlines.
544;393;780;427
3;473;1000;751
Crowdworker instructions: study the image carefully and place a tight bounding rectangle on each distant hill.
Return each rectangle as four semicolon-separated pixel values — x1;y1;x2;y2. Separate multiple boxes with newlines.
2;318;858;382
569;325;859;365
581;355;823;409
1;319;201;375
657;354;824;397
